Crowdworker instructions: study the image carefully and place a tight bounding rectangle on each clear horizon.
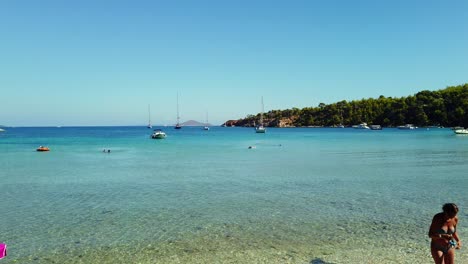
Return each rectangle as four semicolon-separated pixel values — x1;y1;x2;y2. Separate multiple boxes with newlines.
1;0;467;126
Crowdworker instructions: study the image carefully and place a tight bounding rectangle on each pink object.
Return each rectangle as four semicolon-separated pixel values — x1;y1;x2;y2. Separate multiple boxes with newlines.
0;243;6;259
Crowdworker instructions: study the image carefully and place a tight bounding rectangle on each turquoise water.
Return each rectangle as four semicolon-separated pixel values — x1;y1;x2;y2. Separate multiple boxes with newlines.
1;127;467;263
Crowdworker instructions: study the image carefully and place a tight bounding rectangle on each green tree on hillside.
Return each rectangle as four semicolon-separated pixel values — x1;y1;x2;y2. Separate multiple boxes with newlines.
234;84;468;128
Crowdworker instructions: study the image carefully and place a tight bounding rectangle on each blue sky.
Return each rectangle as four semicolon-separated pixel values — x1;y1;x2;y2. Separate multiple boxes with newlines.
1;0;467;126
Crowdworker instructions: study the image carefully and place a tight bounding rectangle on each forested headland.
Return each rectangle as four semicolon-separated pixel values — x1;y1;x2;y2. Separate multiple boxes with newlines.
225;84;468;128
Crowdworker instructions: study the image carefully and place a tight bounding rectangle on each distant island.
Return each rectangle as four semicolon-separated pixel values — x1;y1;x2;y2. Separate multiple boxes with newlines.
224;84;468;128
179;120;212;127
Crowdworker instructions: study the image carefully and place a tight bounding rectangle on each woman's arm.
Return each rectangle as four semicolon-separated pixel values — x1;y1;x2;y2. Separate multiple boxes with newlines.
453;217;462;249
428;215;439;239
453;232;462;249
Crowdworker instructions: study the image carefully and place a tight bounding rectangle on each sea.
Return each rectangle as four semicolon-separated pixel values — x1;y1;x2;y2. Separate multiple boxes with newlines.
0;126;467;264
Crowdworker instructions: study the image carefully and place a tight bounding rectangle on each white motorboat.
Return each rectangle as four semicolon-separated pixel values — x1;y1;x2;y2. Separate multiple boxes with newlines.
398;124;417;130
151;129;166;139
454;129;468;135
353;123;370;129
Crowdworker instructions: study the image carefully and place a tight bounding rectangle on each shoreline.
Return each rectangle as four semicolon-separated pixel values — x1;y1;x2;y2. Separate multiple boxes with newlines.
5;221;462;263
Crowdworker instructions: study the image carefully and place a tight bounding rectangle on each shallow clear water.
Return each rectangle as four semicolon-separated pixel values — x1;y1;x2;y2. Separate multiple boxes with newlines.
1;127;467;263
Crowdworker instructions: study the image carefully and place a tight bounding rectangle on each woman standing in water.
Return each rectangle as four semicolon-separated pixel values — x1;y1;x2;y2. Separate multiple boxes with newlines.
429;203;462;264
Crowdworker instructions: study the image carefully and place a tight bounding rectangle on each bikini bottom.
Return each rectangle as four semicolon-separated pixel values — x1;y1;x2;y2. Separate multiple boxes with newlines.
431;241;455;254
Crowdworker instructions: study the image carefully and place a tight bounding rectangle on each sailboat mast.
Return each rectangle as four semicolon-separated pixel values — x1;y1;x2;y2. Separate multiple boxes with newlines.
260;96;264;125
177;93;180;125
148;104;151;124
175;92;182;129
147;104;152;128
203;111;210;130
255;96;266;133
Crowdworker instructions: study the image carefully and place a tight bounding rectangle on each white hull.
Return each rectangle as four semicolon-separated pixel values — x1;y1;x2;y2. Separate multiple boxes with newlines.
255;126;266;133
454;129;468;134
353;123;370;129
151;130;166;139
398;124;417;130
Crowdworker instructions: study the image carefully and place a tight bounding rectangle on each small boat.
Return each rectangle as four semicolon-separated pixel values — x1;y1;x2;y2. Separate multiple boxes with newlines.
151;129;166;139
36;146;50;152
255;125;266;133
337;109;345;128
203;112;210;130
255;96;266;133
370;125;382;130
0;128;5;132
353;123;370;129
398;124;417;130
454;129;468;135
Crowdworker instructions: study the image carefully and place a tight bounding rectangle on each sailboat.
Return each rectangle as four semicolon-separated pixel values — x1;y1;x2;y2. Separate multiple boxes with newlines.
175;93;182;129
147;104;152;129
255;96;266;133
337;108;345;128
203;112;210;130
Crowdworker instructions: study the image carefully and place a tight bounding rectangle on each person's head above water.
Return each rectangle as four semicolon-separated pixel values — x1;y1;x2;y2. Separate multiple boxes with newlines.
442;203;459;218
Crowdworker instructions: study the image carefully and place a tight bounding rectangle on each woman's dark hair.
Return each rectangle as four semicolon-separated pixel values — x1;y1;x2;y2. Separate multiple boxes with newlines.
442;203;459;216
